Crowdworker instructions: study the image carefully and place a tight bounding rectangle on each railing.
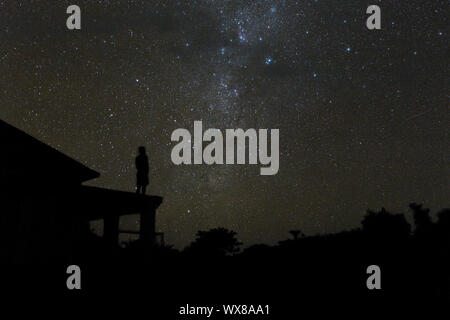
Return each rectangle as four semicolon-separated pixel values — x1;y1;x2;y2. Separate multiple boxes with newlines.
118;229;165;247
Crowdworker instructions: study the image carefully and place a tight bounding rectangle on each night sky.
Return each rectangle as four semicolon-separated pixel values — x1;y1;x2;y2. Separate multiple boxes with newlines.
0;1;448;248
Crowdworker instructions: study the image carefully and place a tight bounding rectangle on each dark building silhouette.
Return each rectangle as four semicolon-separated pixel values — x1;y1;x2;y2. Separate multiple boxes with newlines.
0;119;163;263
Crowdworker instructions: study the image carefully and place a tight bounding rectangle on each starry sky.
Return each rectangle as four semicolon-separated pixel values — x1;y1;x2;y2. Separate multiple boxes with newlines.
0;1;448;248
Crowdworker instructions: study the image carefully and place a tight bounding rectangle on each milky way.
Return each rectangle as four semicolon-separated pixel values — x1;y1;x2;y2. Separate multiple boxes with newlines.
0;1;448;248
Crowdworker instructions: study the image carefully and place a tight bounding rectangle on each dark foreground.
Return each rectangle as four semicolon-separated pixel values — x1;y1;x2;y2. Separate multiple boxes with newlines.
2;206;449;317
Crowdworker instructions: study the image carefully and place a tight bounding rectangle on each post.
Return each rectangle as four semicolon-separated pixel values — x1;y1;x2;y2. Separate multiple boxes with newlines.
104;215;119;246
140;205;156;246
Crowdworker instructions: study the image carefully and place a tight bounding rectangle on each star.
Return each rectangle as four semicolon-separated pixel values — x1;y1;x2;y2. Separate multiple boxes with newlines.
0;0;446;249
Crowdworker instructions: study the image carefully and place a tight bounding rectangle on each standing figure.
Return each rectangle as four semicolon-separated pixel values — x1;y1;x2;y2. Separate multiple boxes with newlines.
135;146;149;195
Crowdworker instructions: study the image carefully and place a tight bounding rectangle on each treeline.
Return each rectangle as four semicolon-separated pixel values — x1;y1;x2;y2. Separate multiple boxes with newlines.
54;202;448;306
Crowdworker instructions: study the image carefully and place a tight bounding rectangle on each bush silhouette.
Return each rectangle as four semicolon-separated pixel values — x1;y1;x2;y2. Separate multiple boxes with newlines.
362;207;411;239
184;227;242;257
410;203;433;235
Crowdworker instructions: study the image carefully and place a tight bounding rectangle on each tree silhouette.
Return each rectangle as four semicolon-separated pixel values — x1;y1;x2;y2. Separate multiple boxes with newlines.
436;208;450;242
361;207;411;239
289;230;304;240
437;209;450;229
410;203;432;235
184;227;242;257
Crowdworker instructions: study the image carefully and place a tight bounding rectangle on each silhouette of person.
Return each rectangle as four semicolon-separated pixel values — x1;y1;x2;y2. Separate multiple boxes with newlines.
135;146;149;195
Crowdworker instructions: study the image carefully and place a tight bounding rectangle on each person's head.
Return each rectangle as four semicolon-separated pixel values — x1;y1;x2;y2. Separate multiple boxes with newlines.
138;146;146;155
